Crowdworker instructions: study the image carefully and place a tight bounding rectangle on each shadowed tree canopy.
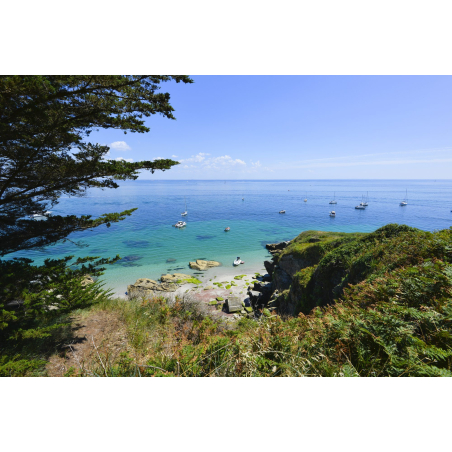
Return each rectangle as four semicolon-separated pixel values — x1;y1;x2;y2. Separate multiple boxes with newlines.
0;75;193;255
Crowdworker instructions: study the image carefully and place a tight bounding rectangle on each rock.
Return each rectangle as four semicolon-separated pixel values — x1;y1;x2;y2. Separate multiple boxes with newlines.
161;273;192;283
127;278;178;298
188;259;221;271
272;266;292;292
278;254;313;278
226;297;242;313
244;306;253;313
262;273;272;282
266;241;291;252
81;275;94;287
264;260;275;277
253;281;273;293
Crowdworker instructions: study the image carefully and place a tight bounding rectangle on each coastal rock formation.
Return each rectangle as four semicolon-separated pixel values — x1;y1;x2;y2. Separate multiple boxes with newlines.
265;240;291;253
264;260;275;277
81;275;95;287
127;278;178;298
188;259;221;271
161;273;192;283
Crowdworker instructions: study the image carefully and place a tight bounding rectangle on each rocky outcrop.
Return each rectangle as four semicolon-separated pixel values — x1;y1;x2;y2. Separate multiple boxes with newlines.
265;240;291;253
128;278;178;298
264;260;275;277
277;254;313;278
160;273;192;283
188;260;221;271
253;280;272;294
272;266;292;292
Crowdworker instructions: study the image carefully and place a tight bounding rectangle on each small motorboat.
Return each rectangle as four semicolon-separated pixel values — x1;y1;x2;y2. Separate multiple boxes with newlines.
224;227;230;231
355;205;366;210
174;221;186;228
29;211;51;220
233;256;244;266
279;210;286;214
329;211;336;217
304;199;307;202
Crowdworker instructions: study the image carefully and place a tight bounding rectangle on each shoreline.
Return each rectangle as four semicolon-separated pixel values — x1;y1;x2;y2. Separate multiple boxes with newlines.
110;258;268;299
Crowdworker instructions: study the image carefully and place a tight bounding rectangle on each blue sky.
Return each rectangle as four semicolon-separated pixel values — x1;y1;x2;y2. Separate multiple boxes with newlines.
92;76;452;179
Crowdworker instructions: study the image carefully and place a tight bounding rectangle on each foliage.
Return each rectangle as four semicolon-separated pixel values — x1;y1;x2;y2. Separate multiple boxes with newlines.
0;75;192;255
0;255;115;374
0;75;192;375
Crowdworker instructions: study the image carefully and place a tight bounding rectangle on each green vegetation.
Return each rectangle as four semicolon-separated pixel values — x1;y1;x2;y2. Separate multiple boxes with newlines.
177;277;202;285
0;75;192;375
213;282;223;288
2;224;452;377
225;285;232;289
216;297;224;301
234;275;246;280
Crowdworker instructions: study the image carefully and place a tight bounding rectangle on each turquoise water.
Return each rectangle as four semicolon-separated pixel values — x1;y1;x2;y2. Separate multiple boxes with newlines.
8;180;452;295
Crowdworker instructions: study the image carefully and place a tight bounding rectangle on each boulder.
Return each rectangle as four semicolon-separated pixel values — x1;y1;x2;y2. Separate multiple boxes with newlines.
161;273;192;283
127;278;178;298
81;275;94;287
226;297;243;313
253;281;273;294
189;259;221;271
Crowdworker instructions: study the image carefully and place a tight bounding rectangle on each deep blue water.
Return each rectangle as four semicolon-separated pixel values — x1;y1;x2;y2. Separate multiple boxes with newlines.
8;180;452;294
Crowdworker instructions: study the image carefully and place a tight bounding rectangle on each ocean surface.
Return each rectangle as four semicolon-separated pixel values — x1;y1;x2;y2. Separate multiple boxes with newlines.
8;180;452;295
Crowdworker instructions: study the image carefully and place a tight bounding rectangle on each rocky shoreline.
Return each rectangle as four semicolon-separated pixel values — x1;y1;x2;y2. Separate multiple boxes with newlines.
126;242;298;320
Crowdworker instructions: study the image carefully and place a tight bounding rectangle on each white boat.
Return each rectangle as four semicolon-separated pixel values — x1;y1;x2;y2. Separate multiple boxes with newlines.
400;189;408;206
355;204;366;210
329;192;337;204
304;193;307;202
29;210;51;220
279;210;286;214
174;221;186;228
233;256;244;266
225;227;230;231
329;211;336;217
181;197;187;216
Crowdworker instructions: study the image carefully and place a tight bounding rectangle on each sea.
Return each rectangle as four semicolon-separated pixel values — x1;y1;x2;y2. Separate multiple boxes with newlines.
7;180;452;296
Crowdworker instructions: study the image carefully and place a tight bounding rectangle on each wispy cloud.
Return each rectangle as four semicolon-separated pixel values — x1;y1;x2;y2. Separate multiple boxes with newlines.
180;153;211;164
115;157;134;163
274;146;452;170
109;141;131;152
179;153;246;169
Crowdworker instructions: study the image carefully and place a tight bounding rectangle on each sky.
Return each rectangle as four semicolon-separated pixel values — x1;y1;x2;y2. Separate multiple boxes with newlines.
91;76;452;179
